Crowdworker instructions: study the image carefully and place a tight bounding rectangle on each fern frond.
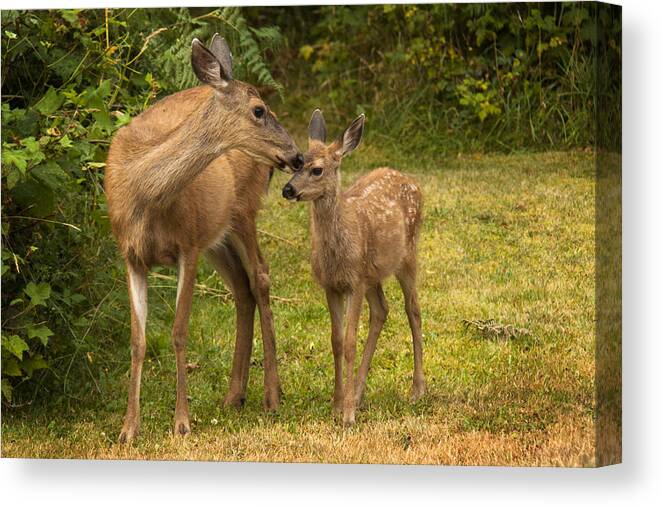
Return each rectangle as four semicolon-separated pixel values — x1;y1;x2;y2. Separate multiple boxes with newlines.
137;7;284;96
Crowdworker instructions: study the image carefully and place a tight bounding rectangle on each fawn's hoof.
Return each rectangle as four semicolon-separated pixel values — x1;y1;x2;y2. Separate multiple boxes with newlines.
411;380;426;402
342;410;356;428
174;420;191;437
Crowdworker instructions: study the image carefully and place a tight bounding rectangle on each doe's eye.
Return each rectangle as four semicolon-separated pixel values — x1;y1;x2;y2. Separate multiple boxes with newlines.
253;106;265;119
311;167;323;176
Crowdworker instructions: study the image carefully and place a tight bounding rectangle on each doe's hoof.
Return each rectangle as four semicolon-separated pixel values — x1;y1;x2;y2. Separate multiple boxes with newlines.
118;425;139;444
224;391;246;409
174;421;191;437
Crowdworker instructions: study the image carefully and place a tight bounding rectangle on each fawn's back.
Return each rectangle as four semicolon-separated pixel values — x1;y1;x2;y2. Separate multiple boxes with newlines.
344;167;422;281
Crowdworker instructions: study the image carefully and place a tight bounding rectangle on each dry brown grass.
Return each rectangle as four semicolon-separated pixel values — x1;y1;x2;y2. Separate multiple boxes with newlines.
2;413;595;466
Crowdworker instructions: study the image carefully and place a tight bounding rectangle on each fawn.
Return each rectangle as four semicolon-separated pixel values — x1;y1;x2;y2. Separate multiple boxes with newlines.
105;35;302;442
282;110;426;425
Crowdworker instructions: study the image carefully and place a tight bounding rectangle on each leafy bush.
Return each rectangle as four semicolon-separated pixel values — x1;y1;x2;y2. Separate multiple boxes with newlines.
248;3;620;153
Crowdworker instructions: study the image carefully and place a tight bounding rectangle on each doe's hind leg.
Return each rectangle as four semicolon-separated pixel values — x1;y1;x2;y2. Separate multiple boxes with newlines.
119;262;148;444
206;244;255;409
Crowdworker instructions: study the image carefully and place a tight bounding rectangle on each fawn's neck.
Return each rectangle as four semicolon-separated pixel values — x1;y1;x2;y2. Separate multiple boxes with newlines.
311;188;354;258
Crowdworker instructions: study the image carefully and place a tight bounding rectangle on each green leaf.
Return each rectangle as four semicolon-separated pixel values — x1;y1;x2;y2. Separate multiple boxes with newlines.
299;45;314;60
34;87;64;116
93;109;114;134
59;135;74;148
32;161;68;190
2;148;28;174
1;379;12;402
18;137;46;165
27;325;54;346
11;179;55;217
2;334;29;359
24;281;51;306
20;136;41;153
113;111;132;127
4;166;22;189
60;10;81;28
22;354;48;376
2;358;22;377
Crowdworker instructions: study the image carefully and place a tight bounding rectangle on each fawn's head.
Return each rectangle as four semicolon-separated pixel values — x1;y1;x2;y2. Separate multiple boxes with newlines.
282;109;364;201
192;35;303;171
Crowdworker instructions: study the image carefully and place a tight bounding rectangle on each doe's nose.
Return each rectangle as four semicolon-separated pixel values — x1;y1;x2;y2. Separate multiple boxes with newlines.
282;183;296;199
290;153;304;171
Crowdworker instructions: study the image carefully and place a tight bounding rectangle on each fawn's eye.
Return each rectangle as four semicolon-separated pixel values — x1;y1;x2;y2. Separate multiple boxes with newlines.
253;106;265;119
311;167;323;177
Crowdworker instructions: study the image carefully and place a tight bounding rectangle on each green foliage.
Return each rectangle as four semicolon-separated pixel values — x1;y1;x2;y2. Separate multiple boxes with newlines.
254;3;621;152
1;8;284;404
139;7;283;94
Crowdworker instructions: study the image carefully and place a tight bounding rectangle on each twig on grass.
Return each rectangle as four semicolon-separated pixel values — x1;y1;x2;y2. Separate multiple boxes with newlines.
257;228;298;247
462;318;532;341
147;272;300;304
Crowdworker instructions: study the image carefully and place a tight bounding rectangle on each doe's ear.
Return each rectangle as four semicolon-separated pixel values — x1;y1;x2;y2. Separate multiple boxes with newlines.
191;38;230;89
308;109;327;144
335;114;365;157
209;33;233;81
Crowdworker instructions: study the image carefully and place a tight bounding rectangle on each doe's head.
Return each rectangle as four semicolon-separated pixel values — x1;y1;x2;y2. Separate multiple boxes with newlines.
282;109;364;201
191;34;303;172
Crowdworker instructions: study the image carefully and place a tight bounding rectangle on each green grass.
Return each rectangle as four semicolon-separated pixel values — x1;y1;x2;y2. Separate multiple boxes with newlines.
1;149;597;466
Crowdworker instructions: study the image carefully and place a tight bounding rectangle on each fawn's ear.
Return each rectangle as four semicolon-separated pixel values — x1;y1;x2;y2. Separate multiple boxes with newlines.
335;114;365;157
191;38;231;89
308;109;327;144
209;33;233;80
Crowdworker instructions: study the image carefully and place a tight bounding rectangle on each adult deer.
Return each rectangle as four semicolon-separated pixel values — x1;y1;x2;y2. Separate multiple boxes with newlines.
282;110;426;426
105;34;302;443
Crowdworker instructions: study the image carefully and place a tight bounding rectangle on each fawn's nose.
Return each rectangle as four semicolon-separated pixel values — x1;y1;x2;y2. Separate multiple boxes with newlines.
290;153;304;171
282;183;296;200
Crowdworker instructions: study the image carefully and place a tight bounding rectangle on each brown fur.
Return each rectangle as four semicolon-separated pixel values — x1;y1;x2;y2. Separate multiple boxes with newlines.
105;37;299;443
283;111;426;425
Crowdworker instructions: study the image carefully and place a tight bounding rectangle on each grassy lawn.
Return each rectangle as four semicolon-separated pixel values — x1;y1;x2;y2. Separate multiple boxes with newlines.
1;149;596;466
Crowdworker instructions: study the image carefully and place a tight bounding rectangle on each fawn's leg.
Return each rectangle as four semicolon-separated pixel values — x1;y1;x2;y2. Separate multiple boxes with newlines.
229;230;281;411
325;288;346;415
396;261;426;401
342;285;366;426
119;262;148;444
206;245;255;408
172;250;199;436
355;283;389;408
